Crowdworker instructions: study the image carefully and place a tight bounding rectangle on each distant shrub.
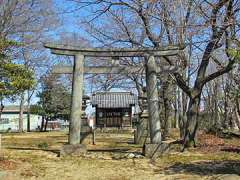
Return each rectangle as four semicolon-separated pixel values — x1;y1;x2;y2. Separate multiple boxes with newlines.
38;142;48;149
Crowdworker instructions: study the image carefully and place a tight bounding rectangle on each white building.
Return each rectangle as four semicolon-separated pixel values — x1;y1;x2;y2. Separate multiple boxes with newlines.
0;105;41;132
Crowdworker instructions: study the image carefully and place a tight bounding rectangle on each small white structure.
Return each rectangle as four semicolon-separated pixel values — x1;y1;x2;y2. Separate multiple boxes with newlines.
44;119;69;131
0;105;41;131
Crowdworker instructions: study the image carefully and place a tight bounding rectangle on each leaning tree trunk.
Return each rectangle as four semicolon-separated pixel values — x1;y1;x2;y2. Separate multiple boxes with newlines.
19;93;25;132
182;96;200;150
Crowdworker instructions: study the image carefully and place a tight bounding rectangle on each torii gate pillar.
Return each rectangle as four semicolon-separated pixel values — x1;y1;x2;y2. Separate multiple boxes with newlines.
69;54;84;144
146;55;161;144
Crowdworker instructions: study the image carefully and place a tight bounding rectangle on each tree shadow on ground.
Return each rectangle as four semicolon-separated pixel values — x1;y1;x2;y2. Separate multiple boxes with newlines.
88;148;131;153
7;146;135;155
221;147;240;153
162;160;240;176
6;147;60;156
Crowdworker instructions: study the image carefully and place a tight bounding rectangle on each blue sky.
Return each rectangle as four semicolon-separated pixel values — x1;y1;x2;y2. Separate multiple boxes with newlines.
5;1;131;116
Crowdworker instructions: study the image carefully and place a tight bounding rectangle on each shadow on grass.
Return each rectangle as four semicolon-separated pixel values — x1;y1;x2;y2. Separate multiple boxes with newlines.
88;148;131;153
6;147;60;157
163;160;240;176
7;147;136;156
221;147;240;153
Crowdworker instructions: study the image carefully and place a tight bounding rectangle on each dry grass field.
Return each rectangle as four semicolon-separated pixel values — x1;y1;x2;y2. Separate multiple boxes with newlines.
0;130;240;180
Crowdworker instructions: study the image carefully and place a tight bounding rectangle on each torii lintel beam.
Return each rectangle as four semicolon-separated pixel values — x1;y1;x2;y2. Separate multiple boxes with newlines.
52;65;178;74
44;43;184;57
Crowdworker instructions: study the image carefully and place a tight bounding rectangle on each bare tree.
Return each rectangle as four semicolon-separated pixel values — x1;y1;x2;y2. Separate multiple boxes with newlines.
0;0;59;132
64;0;239;149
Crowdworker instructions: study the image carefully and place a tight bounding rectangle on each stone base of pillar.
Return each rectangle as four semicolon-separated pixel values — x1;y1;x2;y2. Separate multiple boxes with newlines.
143;142;171;158
60;144;87;157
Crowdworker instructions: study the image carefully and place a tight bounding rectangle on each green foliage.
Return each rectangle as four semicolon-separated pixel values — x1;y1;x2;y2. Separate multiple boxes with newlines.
229;44;240;98
228;42;240;63
0;63;35;96
0;38;19;55
37;74;71;119
0;37;35;99
229;49;240;63
30;104;45;116
37;142;48;149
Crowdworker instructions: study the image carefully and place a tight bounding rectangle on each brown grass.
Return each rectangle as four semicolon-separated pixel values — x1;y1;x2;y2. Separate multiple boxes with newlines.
0;130;239;180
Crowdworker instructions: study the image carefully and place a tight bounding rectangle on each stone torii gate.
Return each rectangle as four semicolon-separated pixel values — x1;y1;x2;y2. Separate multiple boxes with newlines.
44;43;183;150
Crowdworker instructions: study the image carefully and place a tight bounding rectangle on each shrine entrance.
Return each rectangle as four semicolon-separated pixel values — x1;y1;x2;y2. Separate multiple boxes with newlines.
44;43;184;153
91;92;137;129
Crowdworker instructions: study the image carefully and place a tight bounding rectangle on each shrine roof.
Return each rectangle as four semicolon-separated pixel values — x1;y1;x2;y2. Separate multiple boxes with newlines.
91;92;137;108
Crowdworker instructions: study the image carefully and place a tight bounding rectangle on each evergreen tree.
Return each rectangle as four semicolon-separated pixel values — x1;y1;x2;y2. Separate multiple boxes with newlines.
34;73;71;131
0;38;35;121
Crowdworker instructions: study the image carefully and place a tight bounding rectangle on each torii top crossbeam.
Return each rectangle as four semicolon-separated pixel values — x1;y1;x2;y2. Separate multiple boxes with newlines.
44;43;183;57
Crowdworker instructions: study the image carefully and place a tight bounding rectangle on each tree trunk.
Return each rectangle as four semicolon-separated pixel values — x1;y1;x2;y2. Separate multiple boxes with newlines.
19;93;25;132
182;96;200;150
44;117;49;131
222;81;229;129
159;75;172;140
174;86;179;129
0;100;4;120
135;80;145;113
179;89;187;139
162;95;170;139
223;96;228;129
213;84;220;130
27;90;31;132
174;94;178;128
235;98;240;130
40;116;45;132
235;108;240;130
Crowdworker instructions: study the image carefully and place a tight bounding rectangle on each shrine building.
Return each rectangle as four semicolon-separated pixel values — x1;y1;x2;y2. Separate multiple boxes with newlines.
91;92;138;129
